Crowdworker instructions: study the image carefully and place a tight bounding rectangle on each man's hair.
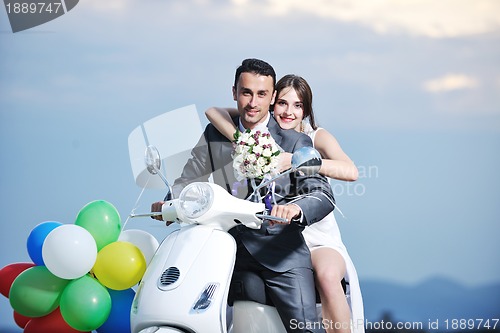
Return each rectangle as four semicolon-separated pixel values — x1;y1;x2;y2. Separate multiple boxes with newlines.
234;58;276;89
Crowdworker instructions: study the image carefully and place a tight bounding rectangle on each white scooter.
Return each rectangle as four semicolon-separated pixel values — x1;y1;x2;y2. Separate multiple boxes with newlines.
130;145;322;333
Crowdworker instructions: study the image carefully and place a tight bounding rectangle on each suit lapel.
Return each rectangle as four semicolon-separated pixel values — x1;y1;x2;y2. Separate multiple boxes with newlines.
267;115;284;148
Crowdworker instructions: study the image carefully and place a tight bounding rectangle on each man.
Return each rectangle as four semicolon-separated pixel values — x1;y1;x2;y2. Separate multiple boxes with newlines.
152;58;334;332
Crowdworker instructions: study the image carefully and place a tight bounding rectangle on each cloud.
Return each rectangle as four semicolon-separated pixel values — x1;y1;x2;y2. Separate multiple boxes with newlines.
230;0;500;38
67;0;500;39
79;0;129;12
423;74;479;93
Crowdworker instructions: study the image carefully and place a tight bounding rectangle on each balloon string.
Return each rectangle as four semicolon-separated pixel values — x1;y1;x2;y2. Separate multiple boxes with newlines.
122;175;152;231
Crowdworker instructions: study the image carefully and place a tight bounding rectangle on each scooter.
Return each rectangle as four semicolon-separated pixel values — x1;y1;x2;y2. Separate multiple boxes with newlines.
129;145;322;333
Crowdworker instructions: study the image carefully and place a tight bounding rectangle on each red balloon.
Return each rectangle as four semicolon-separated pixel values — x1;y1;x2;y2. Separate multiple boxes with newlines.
13;311;32;328
0;262;35;298
23;308;89;333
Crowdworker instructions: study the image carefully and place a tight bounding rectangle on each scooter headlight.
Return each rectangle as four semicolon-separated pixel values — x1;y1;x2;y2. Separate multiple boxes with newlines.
178;182;214;219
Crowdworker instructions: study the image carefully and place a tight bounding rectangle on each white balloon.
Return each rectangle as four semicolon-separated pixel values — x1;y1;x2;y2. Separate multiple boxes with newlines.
118;229;159;265
42;224;97;279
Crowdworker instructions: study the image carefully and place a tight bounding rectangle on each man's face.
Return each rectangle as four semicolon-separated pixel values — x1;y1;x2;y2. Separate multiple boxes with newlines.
232;72;276;129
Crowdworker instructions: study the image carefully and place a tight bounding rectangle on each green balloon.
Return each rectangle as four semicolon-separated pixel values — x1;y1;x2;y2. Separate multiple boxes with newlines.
9;266;69;317
60;274;111;331
75;200;121;251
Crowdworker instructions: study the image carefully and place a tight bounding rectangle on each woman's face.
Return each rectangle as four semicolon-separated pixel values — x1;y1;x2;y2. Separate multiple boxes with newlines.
273;87;304;132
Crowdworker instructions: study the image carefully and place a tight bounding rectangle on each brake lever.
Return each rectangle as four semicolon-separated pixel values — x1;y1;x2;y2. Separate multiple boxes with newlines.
255;213;289;223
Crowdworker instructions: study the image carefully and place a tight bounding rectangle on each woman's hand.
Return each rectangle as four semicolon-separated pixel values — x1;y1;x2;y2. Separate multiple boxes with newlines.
278;152;293;172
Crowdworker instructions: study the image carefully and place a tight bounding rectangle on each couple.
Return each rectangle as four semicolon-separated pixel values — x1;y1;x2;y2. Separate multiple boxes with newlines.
153;58;363;333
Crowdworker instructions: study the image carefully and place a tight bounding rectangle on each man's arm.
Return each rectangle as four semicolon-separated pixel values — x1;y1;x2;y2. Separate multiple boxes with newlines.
285;133;335;226
289;172;335;226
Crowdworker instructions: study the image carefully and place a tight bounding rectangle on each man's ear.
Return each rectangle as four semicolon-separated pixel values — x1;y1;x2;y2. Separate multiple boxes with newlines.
232;86;237;101
270;90;276;105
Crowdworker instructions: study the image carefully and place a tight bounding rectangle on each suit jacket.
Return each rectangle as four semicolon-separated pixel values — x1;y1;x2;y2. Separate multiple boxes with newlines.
173;114;335;272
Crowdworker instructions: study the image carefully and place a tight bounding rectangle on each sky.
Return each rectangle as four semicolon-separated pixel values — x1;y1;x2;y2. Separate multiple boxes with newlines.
1;0;500;329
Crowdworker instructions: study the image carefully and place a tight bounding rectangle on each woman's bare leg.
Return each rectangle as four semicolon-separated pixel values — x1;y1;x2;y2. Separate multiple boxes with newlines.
311;247;351;333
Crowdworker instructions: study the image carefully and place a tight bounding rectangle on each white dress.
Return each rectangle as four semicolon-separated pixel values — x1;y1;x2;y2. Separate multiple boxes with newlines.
301;125;365;333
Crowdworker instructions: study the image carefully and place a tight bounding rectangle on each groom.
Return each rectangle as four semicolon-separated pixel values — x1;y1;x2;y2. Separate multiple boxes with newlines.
152;58;333;332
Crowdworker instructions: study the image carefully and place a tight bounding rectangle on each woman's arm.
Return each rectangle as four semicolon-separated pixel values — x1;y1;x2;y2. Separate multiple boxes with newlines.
314;129;358;181
205;107;238;141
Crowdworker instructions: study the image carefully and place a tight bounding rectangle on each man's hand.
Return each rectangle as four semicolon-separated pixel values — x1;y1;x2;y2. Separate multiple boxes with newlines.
269;204;302;226
151;201;176;226
151;201;164;221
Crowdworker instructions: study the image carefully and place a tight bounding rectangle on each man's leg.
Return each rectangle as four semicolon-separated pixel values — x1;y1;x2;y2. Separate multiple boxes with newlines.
263;267;324;333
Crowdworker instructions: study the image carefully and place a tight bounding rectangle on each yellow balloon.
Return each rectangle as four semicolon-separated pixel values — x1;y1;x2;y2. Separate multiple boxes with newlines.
92;241;146;290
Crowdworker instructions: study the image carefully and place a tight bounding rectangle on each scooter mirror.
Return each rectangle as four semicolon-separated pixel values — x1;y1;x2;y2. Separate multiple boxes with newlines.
144;145;172;197
145;145;162;175
291;146;322;176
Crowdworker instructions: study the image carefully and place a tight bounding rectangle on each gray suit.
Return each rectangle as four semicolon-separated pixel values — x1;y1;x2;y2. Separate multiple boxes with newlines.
173;114;333;332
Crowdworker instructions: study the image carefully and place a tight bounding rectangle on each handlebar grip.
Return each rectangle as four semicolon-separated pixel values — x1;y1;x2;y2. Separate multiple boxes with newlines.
255;213;289;224
161;200;178;222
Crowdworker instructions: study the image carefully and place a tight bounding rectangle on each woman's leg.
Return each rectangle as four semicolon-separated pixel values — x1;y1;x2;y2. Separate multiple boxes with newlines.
311;247;351;333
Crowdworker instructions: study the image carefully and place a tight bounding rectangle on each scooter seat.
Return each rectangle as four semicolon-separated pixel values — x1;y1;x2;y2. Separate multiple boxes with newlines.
228;271;347;306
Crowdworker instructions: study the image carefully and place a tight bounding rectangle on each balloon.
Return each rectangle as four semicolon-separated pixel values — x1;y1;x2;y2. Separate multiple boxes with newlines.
119;229;159;265
0;262;35;298
24;308;88;333
75;200;121;251
42;224;97;279
9;266;69;317
13;311;31;328
92;241;146;290
60;275;111;332
97;288;136;333
27;221;63;265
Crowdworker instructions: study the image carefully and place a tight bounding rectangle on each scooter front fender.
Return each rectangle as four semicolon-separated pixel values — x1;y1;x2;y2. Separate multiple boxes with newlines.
131;224;236;333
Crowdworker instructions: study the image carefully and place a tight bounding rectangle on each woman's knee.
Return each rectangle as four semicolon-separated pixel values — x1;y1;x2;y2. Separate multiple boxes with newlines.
311;248;346;288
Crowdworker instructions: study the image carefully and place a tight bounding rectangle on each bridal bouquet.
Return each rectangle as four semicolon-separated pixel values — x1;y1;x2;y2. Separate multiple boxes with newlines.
232;129;281;181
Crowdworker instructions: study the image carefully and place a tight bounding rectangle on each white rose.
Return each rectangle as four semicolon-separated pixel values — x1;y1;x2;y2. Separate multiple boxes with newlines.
240;132;251;141
260;136;270;146
234;145;247;155
246;154;256;163
257;156;267;167
252;145;263;155
262;148;272;157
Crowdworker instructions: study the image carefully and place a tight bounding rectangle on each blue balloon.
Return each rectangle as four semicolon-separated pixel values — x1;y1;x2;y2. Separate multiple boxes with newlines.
97;288;136;333
26;221;63;265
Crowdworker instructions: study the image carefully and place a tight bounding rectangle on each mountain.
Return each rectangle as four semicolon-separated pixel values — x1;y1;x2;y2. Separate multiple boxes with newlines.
361;277;500;329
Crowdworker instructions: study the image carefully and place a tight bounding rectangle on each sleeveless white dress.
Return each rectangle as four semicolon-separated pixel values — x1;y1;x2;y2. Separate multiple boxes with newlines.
301;125;365;333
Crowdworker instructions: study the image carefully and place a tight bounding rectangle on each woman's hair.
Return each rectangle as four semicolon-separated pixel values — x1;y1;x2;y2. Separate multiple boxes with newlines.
274;74;317;130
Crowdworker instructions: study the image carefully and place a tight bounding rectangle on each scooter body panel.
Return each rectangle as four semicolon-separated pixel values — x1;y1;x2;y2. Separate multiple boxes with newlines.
131;224;236;333
232;301;286;333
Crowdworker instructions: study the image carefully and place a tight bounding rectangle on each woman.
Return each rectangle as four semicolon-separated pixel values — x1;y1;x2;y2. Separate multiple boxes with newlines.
205;74;364;333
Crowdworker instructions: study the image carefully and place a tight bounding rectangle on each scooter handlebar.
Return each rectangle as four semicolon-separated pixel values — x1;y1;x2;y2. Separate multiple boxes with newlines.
161;199;179;222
